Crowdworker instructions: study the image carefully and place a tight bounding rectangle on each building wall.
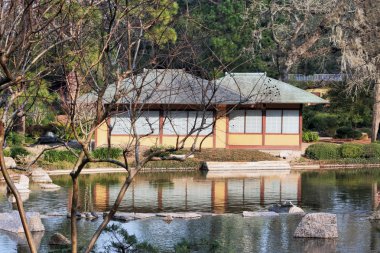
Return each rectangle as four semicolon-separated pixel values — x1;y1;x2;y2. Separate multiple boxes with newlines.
95;105;302;150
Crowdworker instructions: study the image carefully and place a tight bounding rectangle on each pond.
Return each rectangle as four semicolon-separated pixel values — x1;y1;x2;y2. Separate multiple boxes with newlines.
1;169;380;252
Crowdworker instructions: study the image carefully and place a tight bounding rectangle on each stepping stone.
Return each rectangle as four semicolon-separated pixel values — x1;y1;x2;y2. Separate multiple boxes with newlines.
31;168;52;183
39;183;61;191
242;211;279;217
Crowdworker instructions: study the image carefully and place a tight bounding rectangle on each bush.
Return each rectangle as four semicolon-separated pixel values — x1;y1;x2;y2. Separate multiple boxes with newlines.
6;132;24;146
308;113;339;137
302;131;319;143
44;150;78;163
335;126;362;139
363;143;380;158
3;148;10;157
305;143;340;160
339;143;364;158
10;146;30;159
92;147;122;160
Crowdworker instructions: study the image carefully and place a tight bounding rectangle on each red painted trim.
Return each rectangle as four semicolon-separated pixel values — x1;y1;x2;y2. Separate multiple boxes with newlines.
226;113;229;146
213;111;216;148
299;106;303;148
159;110;164;145
262;109;266;146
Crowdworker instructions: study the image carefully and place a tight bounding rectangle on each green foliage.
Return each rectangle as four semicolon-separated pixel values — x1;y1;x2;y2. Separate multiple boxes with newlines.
6;132;25;146
3;148;10;157
92;147;122;160
98;224;157;253
305;143;340;160
174;238;220;253
305;112;339;137
335;126;362;139
302;131;319;143
339;143;364;158
363;143;380;158
44;150;78;163
10;146;30;159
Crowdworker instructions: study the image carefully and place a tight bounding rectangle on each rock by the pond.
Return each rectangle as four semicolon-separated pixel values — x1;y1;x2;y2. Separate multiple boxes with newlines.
31;168;52;183
39;183;60;191
49;233;70;246
157;212;202;219
269;201;303;213
369;211;380;220
4;157;17;169
8;174;30;194
242;211;279;217
294;213;338;238
0;211;45;233
289;206;305;214
163;214;173;223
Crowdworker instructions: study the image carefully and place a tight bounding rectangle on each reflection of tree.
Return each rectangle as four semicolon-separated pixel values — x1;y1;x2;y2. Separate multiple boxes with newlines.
149;179;174;189
84;183;93;212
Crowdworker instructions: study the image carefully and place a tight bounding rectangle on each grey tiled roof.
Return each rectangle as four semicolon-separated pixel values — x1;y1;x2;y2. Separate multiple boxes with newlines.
78;69;328;105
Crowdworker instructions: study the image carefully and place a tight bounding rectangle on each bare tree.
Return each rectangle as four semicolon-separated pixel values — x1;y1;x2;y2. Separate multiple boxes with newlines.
0;1;65;252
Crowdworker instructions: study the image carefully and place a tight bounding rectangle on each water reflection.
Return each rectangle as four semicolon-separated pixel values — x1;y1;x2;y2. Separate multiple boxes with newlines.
60;172;302;214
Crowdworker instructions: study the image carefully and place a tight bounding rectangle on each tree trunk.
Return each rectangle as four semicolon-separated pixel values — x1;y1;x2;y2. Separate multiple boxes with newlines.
70;175;79;253
84;174;134;253
0;122;37;253
372;79;380;142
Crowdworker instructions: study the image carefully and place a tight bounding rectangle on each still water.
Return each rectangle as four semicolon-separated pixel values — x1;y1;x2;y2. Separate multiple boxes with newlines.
1;169;380;252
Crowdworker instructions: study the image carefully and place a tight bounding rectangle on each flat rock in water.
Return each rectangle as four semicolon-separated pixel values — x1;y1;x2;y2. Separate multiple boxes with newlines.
157;212;201;219
294;213;338;238
242;211;279;217
369;211;380;220
49;232;70;245
113;212;156;221
4;157;17;169
39;183;60;191
31;168;52;183
0;211;45;233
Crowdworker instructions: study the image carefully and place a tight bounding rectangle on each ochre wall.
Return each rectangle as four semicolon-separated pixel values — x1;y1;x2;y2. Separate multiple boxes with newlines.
265;135;300;146
95;107;302;150
228;134;262;146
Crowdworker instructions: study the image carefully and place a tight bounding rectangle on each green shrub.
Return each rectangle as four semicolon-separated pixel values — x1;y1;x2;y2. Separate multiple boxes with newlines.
10;146;30;159
302;131;319;143
92;147;122;160
308;113;339;137
335;126;362;139
6;132;24;146
305;143;340;160
3;148;10;157
363;143;380;158
44;150;78;163
339;143;364;158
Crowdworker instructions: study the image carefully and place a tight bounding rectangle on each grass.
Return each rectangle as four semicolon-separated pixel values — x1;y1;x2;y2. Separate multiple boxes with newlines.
38;148;278;170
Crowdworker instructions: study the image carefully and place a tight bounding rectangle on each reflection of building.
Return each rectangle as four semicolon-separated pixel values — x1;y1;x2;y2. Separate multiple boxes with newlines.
86;173;302;213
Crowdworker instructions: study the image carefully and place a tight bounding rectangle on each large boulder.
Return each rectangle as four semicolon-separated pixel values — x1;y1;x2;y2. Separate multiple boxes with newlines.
49;233;70;245
289;206;305;214
268;201;294;213
4;157;17;169
0;211;45;233
294;213;338;238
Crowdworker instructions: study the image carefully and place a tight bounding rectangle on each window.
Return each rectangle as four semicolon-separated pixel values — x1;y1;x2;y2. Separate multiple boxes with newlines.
282;110;299;133
110;111;160;135
163;111;213;135
265;109;300;134
266;110;282;133
229;110;262;133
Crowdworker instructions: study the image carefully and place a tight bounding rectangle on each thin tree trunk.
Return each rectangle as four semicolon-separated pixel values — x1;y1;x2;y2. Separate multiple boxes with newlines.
0;122;37;253
84;173;134;253
70;175;79;253
372;79;380;142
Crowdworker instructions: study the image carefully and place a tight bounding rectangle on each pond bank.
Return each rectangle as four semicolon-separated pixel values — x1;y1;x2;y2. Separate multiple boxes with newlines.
46;167;197;175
